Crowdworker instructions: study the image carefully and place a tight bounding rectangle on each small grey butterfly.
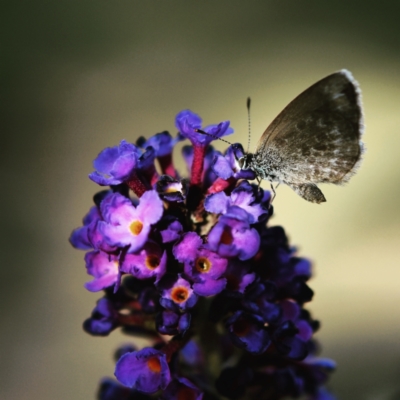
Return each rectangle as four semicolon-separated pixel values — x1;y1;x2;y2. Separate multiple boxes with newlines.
239;69;364;203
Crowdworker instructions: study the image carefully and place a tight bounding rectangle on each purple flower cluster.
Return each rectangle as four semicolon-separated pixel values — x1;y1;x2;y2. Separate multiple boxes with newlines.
70;110;336;399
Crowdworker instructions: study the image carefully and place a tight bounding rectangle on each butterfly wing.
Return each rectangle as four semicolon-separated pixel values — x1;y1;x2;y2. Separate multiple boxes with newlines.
255;70;364;185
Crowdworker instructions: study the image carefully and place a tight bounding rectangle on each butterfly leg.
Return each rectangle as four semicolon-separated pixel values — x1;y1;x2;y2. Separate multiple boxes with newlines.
270;183;276;203
269;182;281;203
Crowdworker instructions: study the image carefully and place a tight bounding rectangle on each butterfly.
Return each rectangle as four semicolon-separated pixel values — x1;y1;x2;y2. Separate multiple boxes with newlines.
238;70;364;203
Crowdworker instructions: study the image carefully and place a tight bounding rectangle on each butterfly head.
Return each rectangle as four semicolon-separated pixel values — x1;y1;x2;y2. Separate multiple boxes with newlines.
238;153;253;171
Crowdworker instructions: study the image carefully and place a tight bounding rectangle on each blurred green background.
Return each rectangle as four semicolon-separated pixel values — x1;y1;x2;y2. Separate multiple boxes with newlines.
2;1;400;399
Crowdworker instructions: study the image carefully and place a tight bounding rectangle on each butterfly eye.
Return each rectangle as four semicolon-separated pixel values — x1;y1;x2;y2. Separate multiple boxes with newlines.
238;157;246;169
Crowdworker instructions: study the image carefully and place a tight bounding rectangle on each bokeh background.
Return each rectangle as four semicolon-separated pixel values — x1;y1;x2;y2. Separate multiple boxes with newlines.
2;1;400;399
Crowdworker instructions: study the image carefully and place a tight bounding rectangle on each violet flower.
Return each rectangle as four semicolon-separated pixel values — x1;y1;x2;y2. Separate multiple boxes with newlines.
115;348;171;393
161;377;203;400
212;143;256;181
176;110;233;186
89;140;139;186
83;298;119;336
242;281;281;323
224;259;256;294
69;194;118;253
69;206;100;250
138;131;178;158
159;218;183;244
175;110;232;147
207;206;261;260
70;109;337;400
97;378;141;400
226;311;271;354
156;310;191;335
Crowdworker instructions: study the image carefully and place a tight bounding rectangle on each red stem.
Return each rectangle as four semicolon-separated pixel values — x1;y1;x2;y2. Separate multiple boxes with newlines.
126;171;147;197
158;154;177;178
191;145;207;186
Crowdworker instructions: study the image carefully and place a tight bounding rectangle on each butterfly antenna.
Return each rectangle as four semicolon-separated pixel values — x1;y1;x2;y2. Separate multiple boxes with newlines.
246;97;251;153
194;129;233;146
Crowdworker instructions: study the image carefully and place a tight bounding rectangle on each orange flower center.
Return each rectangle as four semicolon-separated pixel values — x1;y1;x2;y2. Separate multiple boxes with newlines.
220;227;233;245
195;256;211;273
130;220;143;236
171;287;189;303
147;356;162;373
146;255;160;270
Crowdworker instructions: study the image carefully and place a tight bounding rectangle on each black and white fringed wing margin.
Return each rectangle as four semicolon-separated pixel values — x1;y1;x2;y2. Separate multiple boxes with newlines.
248;69;364;204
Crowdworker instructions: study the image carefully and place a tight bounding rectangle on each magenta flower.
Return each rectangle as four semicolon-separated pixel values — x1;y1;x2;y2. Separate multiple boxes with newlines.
84;250;119;292
121;241;167;282
87;218;118;253
173;232;227;296
98;191;163;253
115;348;171;393
159;274;198;311
205;180;269;223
